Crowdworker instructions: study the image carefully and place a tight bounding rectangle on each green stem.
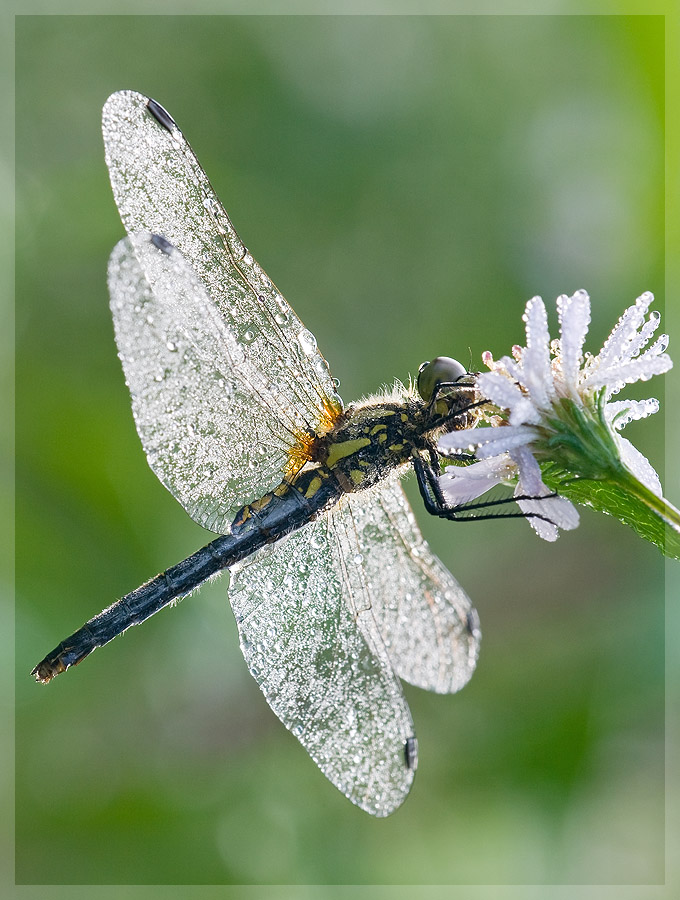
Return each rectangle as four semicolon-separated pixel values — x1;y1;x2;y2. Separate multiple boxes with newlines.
615;469;680;533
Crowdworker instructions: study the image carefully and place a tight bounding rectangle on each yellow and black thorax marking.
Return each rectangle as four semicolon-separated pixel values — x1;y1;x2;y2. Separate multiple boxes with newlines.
314;400;422;493
231;400;425;536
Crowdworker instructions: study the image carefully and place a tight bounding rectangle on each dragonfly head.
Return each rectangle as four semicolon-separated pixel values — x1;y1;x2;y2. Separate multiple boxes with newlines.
417;356;481;432
417;356;473;401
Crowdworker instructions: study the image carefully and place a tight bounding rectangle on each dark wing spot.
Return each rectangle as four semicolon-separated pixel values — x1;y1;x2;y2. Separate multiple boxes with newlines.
404;736;418;770
146;97;176;132
150;233;174;255
465;608;480;637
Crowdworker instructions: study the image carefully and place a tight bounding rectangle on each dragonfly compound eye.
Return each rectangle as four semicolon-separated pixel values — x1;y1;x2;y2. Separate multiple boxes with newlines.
417;356;467;402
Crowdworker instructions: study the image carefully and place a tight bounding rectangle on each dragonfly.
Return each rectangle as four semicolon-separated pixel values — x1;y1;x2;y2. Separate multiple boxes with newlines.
31;90;488;817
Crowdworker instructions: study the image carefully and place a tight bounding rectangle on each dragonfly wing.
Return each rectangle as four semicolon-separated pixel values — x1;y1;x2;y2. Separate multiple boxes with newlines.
345;479;481;694
228;510;417;817
103;91;342;525
109;234;296;532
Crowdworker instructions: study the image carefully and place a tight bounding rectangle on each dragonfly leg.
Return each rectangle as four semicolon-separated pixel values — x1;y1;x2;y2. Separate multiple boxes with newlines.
413;455;559;525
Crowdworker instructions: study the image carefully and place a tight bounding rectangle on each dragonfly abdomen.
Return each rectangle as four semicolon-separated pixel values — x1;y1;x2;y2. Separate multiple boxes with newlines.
31;531;254;683
31;470;343;684
231;465;342;537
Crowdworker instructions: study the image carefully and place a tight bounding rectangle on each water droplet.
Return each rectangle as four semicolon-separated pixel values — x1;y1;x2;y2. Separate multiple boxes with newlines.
275;311;289;325
166;340;178;352
242;252;253;266
145;314;154;325
242;329;255;343
298;328;317;355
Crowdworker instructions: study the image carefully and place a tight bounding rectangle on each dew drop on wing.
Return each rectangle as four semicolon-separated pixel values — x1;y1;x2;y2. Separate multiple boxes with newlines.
298;329;317;355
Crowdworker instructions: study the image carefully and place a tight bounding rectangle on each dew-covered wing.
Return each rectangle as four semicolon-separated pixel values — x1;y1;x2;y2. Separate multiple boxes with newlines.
109;233;304;533
345;479;480;694
103;91;341;526
228;509;417;817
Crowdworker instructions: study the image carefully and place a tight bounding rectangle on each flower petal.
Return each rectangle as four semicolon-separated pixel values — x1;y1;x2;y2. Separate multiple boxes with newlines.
438;455;516;505
477;372;540;426
556;289;590;398
605;398;659;430
626;309;661;360
594;291;654;368
615;434;663;497
584;353;672;393
521;296;555;408
509;447;579;539
507;446;579;540
510;445;546;496
439;423;536;455
438;426;485;454
474;426;539;458
517;494;581;541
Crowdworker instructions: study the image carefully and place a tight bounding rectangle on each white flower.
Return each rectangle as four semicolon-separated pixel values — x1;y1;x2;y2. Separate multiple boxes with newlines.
439;290;673;541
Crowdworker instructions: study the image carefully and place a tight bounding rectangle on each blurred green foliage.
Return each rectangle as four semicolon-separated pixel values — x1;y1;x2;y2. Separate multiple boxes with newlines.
16;15;666;886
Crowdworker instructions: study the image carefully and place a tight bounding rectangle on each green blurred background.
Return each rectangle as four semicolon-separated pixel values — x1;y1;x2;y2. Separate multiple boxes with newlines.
15;14;667;886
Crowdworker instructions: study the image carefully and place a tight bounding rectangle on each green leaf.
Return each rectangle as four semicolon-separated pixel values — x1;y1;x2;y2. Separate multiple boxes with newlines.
541;463;680;559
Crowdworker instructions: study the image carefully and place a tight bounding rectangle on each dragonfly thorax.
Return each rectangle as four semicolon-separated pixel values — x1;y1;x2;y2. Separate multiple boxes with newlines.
317;400;423;493
231;400;422;539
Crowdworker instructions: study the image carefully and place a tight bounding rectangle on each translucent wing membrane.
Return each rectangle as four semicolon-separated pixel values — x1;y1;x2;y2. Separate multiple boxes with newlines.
228;479;480;814
229;505;417;817
346;480;480;694
103;90;341;524
98;91;481;815
109;234;301;532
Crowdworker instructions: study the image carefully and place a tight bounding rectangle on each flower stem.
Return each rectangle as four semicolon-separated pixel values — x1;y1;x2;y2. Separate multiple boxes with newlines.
615;469;680;534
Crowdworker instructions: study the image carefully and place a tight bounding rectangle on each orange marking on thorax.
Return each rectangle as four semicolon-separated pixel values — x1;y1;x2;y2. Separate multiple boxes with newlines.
284;396;344;480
